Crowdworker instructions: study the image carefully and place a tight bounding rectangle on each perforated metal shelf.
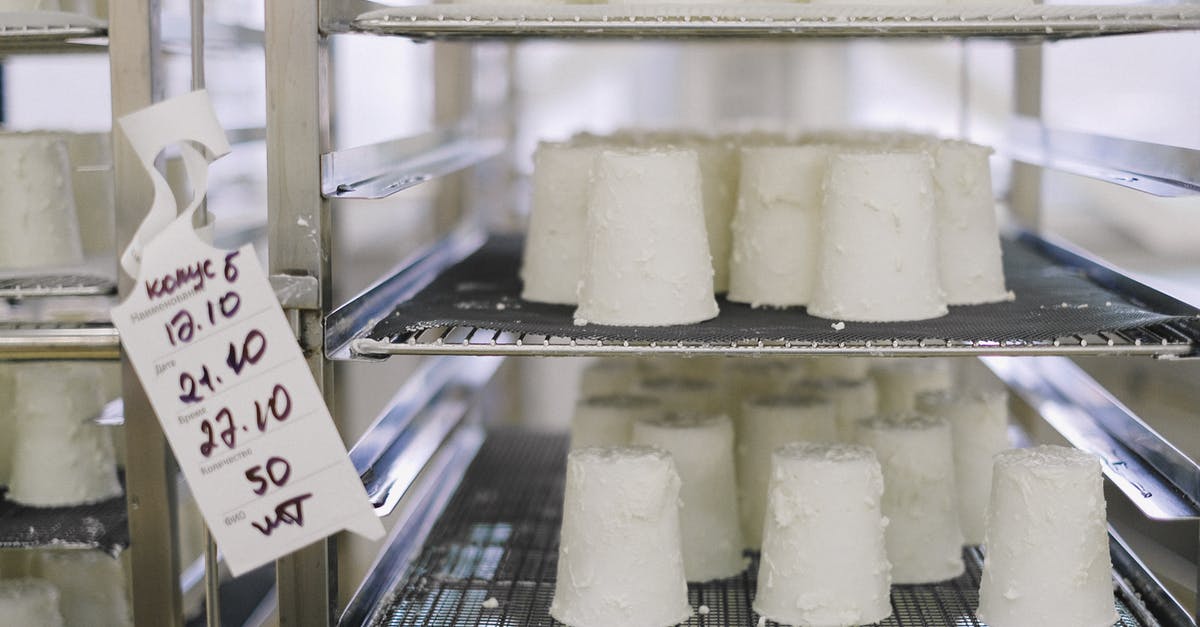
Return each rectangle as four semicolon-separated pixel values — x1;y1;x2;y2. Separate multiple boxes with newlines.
0;274;117;299
347;4;1200;41
365;430;1151;627
0;11;107;54
329;231;1200;360
0;488;128;555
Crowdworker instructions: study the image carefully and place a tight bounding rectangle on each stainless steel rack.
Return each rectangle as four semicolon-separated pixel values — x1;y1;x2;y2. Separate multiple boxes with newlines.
0;11;107;54
325;230;1200;360
0;273;117;299
0;491;128;555
350;428;1165;627
0;320;121;360
343;4;1200;41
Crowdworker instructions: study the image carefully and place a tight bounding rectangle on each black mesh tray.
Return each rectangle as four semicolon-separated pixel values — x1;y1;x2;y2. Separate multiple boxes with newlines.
0;487;128;556
370;430;1150;627
348;233;1200;358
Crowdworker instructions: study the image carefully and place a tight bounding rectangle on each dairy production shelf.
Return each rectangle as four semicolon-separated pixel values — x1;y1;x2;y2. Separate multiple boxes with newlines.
0;488;128;555
341;4;1200;41
0;11;106;54
347;429;1171;627
325;230;1200;360
0;320;121;360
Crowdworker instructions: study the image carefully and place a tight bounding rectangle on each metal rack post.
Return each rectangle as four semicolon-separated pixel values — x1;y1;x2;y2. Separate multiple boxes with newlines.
265;0;337;625
110;1;187;626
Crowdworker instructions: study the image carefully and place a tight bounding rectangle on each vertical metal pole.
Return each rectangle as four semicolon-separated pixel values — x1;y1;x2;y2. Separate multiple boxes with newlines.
1011;44;1043;230
110;1;185;626
265;1;336;625
204;530;220;627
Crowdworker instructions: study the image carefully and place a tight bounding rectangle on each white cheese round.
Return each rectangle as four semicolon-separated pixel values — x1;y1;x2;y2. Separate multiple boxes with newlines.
932;140;1012;305
917;389;1011;544
754;442;892;627
0;579;64;627
632;413;745;582
872;358;954;413
34;551;132;627
570;394;662;450
808;151;947;322
574;148;718;327
799;376;880;442
0;134;84;270
978;446;1116;627
550;446;692;627
857;412;964;583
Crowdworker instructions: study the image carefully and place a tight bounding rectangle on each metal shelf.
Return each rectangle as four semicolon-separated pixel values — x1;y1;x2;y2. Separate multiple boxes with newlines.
326;230;1200;360
0;490;128;555
0;273;117;299
349;429;1171;627
0;11;107;55
342;4;1200;41
0;320;120;361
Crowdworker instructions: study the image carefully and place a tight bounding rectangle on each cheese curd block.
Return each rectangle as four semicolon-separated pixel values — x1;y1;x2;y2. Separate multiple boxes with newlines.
637;375;724;416
574;148;718;326
932;141;1011;305
0;134;84;270
24;131;114;258
7;363;121;507
0;364;14;487
632;414;745;582
521;141;602;305
736;393;837;548
857;413;964;583
728;144;829;307
755;443;892;627
0;579;63;627
550;446;692;627
978;446;1116;627
810;356;873;382
34;551;132;627
808;151;947;322
579;358;641;397
799;377;879;442
571;394;662;449
872;358;954;413
917;389;1010;544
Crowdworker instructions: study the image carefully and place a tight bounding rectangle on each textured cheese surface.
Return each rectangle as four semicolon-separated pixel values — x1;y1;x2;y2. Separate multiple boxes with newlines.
932;141;1012;305
736;394;837;548
6;364;121;507
857;412;964;584
754;442;892;627
728;145;830;307
0;579;64;627
570;394;662;450
872;358;954;413
808;151;948;322
0;133;84;270
916;389;1011;544
632;414;745;582
574;148;719;327
978;446;1116;627
550;446;692;627
799;376;880;442
35;551;132;627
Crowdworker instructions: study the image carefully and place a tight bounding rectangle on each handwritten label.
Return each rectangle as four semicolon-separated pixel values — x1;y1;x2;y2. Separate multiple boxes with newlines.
112;92;382;576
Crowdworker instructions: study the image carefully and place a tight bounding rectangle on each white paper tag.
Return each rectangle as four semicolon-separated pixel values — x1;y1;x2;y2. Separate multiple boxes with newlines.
111;91;383;576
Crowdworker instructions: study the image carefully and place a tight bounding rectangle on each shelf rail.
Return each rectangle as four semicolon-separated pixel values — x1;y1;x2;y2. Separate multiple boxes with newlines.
983;355;1200;521
0;322;120;360
1006;116;1200;197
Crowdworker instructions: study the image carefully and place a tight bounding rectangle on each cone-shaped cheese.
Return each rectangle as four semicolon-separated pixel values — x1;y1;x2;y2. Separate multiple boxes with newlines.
728;144;828;307
0;579;63;627
521;141;601;305
7;364;121;506
978;446;1116;627
722;358;808;416
632;414;744;582
808;152;947;322
932;141;1010;305
638;355;723;381
34;551;132;627
736;394;837;548
799;377;879;442
550;446;692;627
857;413;964;583
579;358;640;397
574;148;718;326
25;131;114;258
0;134;84;270
872;358;954;413
571;394;662;450
755;443;892;627
917;389;1010;544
